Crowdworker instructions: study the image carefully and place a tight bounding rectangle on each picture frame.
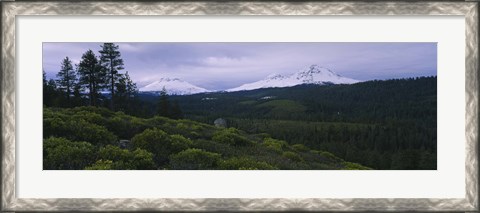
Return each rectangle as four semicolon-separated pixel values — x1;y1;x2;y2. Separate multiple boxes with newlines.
1;1;478;212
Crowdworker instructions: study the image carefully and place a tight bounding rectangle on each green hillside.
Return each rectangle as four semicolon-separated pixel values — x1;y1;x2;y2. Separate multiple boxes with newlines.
157;77;437;170
43;106;369;170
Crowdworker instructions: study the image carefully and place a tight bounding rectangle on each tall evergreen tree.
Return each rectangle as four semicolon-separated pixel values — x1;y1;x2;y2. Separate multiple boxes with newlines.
99;43;124;110
124;71;138;98
77;50;105;107
43;70;58;107
43;70;47;85
114;71;138;112
157;87;170;117
56;57;77;104
72;82;85;107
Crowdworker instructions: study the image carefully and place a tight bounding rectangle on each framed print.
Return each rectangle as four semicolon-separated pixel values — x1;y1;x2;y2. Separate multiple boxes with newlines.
1;1;478;212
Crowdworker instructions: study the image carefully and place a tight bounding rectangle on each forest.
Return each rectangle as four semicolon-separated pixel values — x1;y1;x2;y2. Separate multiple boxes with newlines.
43;43;436;170
166;77;437;170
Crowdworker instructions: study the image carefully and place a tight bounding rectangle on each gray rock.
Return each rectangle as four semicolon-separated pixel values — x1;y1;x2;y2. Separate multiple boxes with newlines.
214;118;227;128
119;140;130;149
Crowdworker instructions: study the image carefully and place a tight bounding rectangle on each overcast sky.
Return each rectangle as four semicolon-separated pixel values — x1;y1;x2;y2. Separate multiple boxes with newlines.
43;42;437;91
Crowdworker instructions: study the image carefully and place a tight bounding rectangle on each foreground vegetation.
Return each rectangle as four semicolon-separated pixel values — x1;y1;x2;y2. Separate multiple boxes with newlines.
43;106;369;170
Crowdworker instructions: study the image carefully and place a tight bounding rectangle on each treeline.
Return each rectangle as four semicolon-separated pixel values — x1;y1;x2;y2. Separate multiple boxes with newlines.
163;77;437;170
44;43;182;119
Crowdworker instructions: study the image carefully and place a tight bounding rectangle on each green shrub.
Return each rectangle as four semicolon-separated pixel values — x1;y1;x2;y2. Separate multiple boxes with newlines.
94;145;156;170
169;148;221;170
131;128;192;166
130;148;157;169
255;133;271;140
156;121;208;139
263;138;287;153
70;106;115;118
43;113;117;146
343;162;371;170
145;116;169;127
85;160;114;170
282;151;303;162
106;113;149;139
43;137;96;170
317;151;343;163
170;134;193;149
219;157;277;170
71;111;107;126
212;128;251;146
291;144;309;152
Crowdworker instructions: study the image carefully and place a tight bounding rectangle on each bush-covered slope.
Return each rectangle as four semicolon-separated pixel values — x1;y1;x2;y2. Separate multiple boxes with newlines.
43;106;369;170
155;77;437;170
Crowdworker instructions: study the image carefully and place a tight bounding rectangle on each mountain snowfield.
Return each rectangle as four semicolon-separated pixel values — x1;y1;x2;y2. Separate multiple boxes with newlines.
139;77;210;95
226;65;360;92
139;65;359;95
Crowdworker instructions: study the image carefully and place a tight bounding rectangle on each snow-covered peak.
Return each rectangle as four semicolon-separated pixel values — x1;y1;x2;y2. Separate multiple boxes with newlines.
140;77;210;95
226;65;360;92
300;65;338;76
265;73;286;81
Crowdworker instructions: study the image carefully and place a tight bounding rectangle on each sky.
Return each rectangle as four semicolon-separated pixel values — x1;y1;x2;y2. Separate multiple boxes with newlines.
43;42;437;91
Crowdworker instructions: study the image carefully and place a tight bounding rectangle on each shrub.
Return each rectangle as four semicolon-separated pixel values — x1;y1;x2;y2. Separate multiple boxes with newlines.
316;151;343;163
130;148;157;169
219;157;277;170
291;144;309;152
282;151;303;162
343;162;371;170
212;128;251;146
131;128;192;166
169;148;221;170
106;113;149;139
71;110;107;126
43;137;96;170
85;160;114;170
263;138;287;153
157;121;208;139
170;134;193;149
255;133;271;140
43;114;117;146
70;106;115;118
145;116;169;127
94;145;156;170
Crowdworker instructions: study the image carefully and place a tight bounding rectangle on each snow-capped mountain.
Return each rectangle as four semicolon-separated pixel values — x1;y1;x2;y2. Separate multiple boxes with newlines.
226;65;360;92
139;77;210;95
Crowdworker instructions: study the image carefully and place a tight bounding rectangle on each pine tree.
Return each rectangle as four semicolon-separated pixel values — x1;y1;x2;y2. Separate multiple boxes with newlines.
114;71;138;112
124;71;137;98
157;87;169;117
43;70;47;85
99;43;124;110
72;82;85;107
43;70;58;107
77;50;106;107
56;57;77;104
114;74;127;111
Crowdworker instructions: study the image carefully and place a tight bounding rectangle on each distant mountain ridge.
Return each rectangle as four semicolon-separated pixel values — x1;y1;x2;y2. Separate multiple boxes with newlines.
139;77;210;95
139;65;359;95
226;65;360;92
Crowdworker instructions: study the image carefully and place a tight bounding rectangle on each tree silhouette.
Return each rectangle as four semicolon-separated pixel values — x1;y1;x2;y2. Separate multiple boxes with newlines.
77;50;106;107
56;56;77;105
157;87;170;117
99;43;124;110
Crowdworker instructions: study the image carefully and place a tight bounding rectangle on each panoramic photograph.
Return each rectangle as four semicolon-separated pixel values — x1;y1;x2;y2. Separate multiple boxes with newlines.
42;42;437;170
